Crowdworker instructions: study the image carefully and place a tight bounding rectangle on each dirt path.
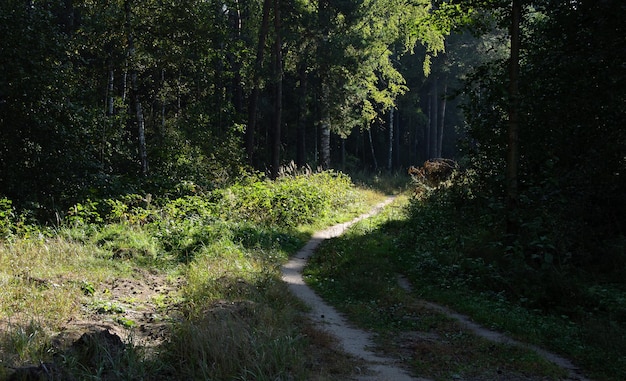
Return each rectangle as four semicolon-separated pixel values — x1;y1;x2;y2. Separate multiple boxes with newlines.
282;197;592;381
282;197;427;381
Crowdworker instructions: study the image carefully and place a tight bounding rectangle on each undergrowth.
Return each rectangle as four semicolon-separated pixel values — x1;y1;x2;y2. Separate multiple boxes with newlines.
305;171;626;381
0;169;378;380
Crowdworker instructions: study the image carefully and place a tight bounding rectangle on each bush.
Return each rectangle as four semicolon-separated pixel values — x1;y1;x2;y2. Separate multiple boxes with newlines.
0;198;14;239
219;171;356;228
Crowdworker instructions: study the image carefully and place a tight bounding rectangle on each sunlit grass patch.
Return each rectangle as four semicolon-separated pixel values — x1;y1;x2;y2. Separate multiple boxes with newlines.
0;237;126;327
0;170;393;379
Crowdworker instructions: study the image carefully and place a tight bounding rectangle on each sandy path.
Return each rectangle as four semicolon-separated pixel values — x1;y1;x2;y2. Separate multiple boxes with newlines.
281;197;429;381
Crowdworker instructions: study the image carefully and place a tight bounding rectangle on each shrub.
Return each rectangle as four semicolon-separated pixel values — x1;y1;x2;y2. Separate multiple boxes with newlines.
0;198;14;239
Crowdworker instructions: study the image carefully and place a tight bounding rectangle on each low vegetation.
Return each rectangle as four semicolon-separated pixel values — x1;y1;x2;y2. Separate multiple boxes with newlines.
305;172;626;381
0;170;383;380
2;167;624;380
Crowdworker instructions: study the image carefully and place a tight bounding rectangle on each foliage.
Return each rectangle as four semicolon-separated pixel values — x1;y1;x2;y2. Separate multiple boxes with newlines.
304;196;568;380
223;171;357;228
0;170;370;380
457;0;625;272
0;0;456;219
0;198;14;239
402;171;626;380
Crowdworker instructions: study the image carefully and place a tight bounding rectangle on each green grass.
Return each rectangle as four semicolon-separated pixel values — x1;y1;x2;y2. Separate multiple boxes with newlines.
0;170;383;380
304;194;623;380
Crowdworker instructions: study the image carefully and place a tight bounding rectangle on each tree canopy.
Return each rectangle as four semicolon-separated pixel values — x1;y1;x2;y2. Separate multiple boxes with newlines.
1;0;624;249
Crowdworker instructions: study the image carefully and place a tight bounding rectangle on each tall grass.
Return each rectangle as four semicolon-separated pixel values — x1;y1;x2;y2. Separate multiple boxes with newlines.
0;169;378;380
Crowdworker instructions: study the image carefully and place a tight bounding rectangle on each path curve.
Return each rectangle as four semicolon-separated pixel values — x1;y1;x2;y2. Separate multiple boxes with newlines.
281;197;429;381
282;196;593;381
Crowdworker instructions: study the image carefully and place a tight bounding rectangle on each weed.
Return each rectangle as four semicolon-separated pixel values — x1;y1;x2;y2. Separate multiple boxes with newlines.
0;171;385;380
304;196;577;380
0;321;51;366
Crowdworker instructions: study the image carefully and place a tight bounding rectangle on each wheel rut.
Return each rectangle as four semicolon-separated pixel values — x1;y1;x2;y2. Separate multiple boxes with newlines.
282;197;427;381
282;196;592;381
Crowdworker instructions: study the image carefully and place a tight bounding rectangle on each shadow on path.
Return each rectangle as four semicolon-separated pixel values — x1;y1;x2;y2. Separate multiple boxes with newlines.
282;196;593;381
281;197;430;381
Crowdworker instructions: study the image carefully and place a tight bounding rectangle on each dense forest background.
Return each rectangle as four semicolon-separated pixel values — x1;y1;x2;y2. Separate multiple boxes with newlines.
1;0;480;212
1;0;624;254
0;1;625;378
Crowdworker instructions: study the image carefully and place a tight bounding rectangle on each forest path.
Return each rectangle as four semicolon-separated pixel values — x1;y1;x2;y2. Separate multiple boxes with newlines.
282;196;428;381
282;196;592;381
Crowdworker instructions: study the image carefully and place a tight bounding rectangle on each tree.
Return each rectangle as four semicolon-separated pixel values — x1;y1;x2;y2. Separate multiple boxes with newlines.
125;0;149;176
269;0;283;178
246;0;272;166
457;0;625;269
505;0;521;234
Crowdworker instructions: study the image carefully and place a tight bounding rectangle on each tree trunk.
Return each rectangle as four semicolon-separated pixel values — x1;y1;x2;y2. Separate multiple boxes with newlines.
270;0;282;178
106;69;114;117
296;63;308;167
341;138;346;171
320;120;331;169
368;126;378;171
246;0;271;166
387;107;394;171
429;76;438;159
395;109;400;169
425;91;431;160
125;0;148;176
230;0;244;116
506;0;521;235
317;0;332;170
160;68;166;135
319;81;331;169
438;77;447;157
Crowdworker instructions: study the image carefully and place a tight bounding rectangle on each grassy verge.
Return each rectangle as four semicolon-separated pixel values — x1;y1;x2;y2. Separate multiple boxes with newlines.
304;194;624;381
0;170;386;380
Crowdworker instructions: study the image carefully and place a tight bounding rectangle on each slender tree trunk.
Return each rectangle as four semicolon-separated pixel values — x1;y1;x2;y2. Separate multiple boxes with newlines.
270;0;282;178
125;0;148;176
507;0;522;234
407;110;413;164
388;107;394;171
425;92;431;160
246;0;272;165
106;69;114;116
103;68;114;164
368;126;378;171
319;80;331;169
320;120;331;169
314;117;319;166
438;78;447;157
160;68;166;135
317;0;332;170
230;0;244;116
395;109;400;169
341;138;346;171
296;63;308;167
122;70;128;103
429;76;439;159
